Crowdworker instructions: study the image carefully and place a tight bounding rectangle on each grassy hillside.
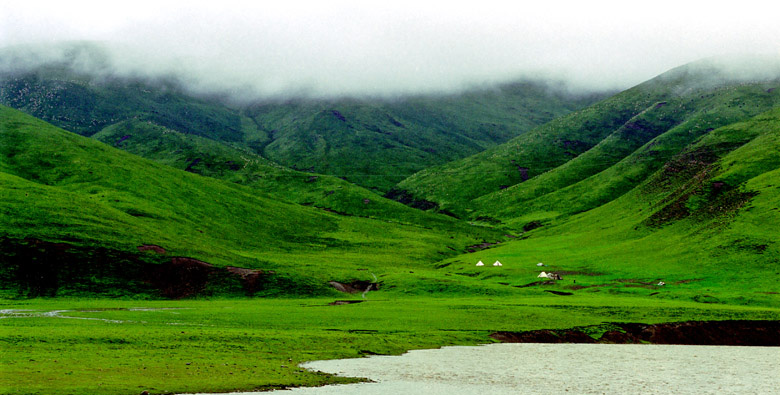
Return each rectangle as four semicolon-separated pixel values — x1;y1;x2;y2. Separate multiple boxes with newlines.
0;105;506;297
473;81;780;225
0;44;602;192
396;61;780;220
245;83;600;190
0;68;244;142
428;107;780;306
90;119;467;224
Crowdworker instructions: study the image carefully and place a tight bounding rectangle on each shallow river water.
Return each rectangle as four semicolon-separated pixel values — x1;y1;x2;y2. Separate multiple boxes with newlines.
195;343;780;395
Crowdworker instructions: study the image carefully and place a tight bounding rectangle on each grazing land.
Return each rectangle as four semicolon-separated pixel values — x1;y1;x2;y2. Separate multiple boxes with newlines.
2;297;778;395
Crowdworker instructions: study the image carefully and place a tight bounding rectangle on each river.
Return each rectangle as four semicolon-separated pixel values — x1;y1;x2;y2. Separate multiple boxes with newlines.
194;343;780;394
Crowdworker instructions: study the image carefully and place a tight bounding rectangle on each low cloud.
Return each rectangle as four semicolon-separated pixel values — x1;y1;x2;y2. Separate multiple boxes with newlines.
2;1;780;100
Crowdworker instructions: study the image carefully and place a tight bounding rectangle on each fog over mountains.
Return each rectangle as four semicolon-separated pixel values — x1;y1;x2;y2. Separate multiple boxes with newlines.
3;1;780;100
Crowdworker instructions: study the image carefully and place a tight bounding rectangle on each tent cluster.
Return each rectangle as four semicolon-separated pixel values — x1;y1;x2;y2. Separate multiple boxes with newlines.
476;260;502;267
537;271;562;280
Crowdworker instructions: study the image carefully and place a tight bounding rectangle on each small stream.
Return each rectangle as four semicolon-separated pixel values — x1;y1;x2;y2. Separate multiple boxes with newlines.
195;343;780;395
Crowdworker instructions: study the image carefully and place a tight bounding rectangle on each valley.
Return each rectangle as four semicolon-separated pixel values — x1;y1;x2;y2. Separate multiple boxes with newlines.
1;47;779;394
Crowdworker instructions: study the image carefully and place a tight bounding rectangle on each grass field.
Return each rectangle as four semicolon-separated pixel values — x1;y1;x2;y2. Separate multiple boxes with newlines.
2;296;778;395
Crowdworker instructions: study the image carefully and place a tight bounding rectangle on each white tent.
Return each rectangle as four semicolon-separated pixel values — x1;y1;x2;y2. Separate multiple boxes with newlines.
493;260;503;267
537;271;549;278
476;260;485;266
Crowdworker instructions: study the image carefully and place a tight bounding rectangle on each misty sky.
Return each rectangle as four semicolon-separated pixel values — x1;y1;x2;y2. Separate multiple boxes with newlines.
2;1;780;98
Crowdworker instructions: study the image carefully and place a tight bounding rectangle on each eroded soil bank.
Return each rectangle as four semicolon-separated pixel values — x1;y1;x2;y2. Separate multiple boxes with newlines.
491;320;780;346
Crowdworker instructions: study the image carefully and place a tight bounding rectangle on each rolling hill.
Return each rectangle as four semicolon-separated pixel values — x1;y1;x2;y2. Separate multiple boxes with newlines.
452;106;780;306
242;83;600;190
1;51;779;308
89;118;464;223
396;59;780;224
0;42;603;191
0;105;506;298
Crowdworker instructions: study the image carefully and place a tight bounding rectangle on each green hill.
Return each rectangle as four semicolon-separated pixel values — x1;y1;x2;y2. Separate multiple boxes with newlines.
2;52;779;307
0;105;505;298
244;83;600;190
432;107;780;306
90;119;464;223
396;61;780;222
0;67;244;142
0;44;602;192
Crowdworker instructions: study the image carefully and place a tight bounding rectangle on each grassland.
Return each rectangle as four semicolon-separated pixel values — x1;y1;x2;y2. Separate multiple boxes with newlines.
2;296;778;395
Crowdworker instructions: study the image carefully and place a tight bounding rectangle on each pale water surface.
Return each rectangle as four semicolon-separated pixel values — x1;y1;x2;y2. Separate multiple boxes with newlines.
193;343;780;395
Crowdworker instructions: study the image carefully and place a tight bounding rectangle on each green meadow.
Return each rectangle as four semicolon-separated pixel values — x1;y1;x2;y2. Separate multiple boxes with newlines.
3;296;778;395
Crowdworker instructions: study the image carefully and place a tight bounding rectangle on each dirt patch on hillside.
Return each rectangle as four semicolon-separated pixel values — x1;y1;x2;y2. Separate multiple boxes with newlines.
491;320;780;346
137;244;166;254
544;290;574;296
226;266;271;295
465;241;501;253
514;280;557;288
555;270;604;276
147;257;215;298
672;279;703;285
383;188;439;211
0;238;282;298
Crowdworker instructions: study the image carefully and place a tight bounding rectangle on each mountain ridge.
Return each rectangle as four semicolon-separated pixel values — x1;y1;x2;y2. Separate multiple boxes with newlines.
396;59;780;224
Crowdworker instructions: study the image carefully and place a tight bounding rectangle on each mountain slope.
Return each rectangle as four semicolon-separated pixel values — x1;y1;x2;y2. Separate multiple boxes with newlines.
90;119;463;224
0;43;604;192
396;60;780;220
245;83;601;190
0;105;505;297
474;81;780;226
0;67;245;141
430;107;780;305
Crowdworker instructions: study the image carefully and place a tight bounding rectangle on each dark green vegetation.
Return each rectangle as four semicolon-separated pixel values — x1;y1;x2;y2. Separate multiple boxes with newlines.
2;51;780;395
243;85;598;190
0;68;243;142
1;47;599;191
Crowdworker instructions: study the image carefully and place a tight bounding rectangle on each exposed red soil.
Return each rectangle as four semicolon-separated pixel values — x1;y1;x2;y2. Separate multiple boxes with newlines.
555;270;603;276
137;244;166;254
2;238;281;298
148;257;215;299
226;266;270;294
514;280;557;288
465;241;501;253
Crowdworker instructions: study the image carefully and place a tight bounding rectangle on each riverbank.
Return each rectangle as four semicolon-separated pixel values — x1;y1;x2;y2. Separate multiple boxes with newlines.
2;296;779;395
491;320;780;346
